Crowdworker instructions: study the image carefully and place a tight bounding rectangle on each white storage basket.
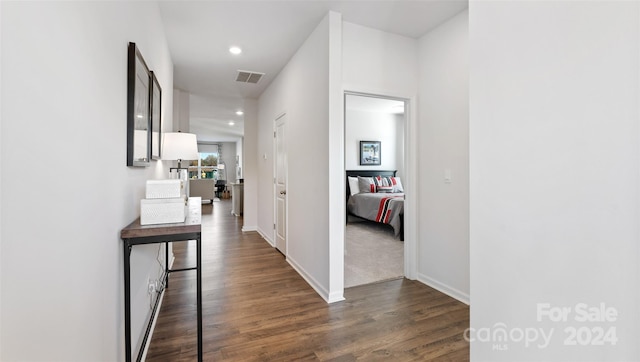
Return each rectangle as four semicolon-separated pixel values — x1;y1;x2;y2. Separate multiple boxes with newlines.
140;197;187;225
145;179;184;199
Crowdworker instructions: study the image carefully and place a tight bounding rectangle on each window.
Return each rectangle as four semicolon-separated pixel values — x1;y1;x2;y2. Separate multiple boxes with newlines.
189;151;219;179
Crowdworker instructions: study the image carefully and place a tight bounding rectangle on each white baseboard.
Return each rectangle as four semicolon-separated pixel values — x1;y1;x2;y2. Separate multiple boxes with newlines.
241;225;257;232
287;257;332;303
140;288;165;361
256;227;275;247
140;254;175;360
417;272;470;305
327;290;345;303
255;231;340;302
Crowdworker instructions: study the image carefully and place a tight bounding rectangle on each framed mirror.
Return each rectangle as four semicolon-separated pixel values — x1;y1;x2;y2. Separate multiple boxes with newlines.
150;71;162;160
127;42;151;167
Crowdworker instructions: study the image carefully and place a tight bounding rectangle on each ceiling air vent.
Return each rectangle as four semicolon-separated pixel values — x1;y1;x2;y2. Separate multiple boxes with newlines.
236;70;264;84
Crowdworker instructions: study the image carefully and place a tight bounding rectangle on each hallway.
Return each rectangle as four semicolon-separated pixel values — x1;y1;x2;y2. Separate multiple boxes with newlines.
146;199;469;361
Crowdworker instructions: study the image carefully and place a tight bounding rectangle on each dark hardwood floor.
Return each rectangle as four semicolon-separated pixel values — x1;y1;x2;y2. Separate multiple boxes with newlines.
146;199;469;361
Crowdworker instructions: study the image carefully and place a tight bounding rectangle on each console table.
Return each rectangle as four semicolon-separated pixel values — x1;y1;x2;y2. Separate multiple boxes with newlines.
120;197;202;362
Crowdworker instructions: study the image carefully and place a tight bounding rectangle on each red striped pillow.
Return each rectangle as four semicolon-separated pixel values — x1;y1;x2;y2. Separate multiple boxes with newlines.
375;176;404;193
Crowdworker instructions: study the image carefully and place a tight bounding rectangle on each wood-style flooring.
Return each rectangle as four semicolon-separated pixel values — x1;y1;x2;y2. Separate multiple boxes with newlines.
146;199;469;361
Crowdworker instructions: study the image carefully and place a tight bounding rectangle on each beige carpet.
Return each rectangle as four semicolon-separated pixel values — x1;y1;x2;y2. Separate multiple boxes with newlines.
344;220;404;288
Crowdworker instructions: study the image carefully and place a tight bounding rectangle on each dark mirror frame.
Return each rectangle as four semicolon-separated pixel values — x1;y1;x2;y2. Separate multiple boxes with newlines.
150;71;162;160
127;42;152;167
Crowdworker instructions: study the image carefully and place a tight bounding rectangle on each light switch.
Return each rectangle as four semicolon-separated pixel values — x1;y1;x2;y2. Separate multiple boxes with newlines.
263;153;267;160
444;169;452;184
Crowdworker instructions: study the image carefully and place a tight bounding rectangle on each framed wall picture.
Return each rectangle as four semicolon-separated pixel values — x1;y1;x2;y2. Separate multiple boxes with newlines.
150;71;162;160
126;42;151;167
360;140;381;165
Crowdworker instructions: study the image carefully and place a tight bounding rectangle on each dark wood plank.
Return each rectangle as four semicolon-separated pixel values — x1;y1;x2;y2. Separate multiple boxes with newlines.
146;200;469;361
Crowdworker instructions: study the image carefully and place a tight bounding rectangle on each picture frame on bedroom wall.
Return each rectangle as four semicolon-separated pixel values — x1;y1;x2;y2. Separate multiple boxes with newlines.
359;140;381;165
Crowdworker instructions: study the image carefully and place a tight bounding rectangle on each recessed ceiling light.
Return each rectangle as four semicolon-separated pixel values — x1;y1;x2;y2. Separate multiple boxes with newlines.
229;46;242;55
228;121;235;126
235;110;244;116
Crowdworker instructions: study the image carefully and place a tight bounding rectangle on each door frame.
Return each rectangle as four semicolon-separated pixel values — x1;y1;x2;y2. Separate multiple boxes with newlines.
343;90;417;281
273;112;288;256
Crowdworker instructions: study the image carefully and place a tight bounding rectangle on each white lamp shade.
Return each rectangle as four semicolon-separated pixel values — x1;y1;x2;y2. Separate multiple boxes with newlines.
162;132;199;161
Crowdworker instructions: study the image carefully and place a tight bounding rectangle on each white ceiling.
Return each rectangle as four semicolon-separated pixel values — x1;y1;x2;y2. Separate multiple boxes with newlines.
158;0;468;142
346;94;405;114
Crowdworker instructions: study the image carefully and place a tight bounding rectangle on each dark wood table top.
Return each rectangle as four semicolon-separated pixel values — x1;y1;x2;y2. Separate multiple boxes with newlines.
121;197;202;239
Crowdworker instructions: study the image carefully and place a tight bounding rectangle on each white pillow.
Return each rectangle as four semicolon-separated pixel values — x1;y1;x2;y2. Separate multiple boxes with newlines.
348;176;360;196
392;177;404;193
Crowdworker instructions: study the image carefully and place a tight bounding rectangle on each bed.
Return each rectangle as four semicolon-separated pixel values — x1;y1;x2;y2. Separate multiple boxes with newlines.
346;170;404;240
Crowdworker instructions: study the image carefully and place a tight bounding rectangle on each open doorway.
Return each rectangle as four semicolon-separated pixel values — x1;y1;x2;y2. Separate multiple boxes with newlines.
344;93;407;288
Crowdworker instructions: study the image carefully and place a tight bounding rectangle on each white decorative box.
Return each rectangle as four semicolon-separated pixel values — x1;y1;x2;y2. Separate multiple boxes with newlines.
140;197;187;225
146;179;184;199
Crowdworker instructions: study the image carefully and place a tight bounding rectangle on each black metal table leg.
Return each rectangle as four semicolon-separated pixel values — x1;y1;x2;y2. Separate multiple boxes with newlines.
197;236;203;361
124;241;132;362
165;241;169;289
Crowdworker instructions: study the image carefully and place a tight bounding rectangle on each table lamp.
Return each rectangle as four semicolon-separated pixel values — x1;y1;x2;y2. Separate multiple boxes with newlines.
163;132;199;197
163;132;199;170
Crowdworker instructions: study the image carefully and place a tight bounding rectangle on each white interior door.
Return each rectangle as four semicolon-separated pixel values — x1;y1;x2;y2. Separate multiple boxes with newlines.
275;114;287;254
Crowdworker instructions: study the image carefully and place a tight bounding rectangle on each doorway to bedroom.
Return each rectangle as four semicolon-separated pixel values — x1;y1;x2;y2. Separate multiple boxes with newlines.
344;93;407;288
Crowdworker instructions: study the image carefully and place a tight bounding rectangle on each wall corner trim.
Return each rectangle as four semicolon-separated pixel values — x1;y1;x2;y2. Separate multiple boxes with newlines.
255;227;274;246
417;273;470;305
287;257;332;303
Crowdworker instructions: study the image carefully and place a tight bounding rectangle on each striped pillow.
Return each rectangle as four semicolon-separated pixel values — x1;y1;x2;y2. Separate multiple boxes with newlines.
375;176;404;193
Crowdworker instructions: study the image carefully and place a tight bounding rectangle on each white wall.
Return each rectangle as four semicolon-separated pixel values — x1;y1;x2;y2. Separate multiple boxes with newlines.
1;2;173;360
326;12;344;301
470;2;639;360
394;114;405;179
258;12;337;300
242;98;258;231
0;2;3;355
342;22;419;97
417;10;469;303
236;137;243;180
173;88;190;132
220;142;236;183
344;109;404;173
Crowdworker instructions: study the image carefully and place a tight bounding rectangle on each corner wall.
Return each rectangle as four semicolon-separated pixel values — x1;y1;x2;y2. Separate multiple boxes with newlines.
258;12;337;300
470;2;639;360
0;1;3;355
1;2;173;360
417;10;469;303
242;98;258;231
